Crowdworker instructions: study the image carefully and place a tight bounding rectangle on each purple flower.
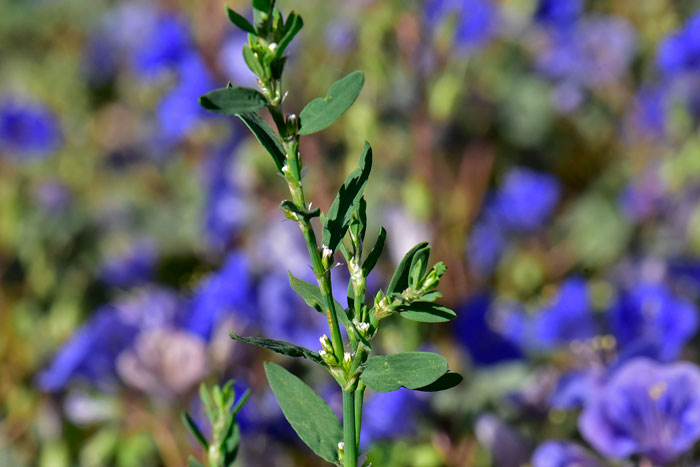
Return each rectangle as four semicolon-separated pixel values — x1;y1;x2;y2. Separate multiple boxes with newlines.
202;135;249;250
534;278;597;350
38;307;138;391
608;282;698;361
549;370;601;410
35;180;71;213
657;12;700;77
0;97;62;160
619;166;667;222
156;53;215;145
475;414;531;466
537;17;636;89
579;358;700;464
39;287;189;391
100;239;158;288
492;167;560;232
467;218;506;274
423;0;498;53
534;0;582;29
324;20;356;54
187;251;255;340
628;85;668;136
360;389;421;446
455;293;523;366
131;13;191;78
532;441;601;467
257;272;328;351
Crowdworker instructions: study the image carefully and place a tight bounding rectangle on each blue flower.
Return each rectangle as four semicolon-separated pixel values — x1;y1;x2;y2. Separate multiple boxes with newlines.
131;13;191;78
100;239;158;288
532;441;601;467
628;85;667;137
187;251;255;341
360;389;421;446
579;358;700;464
40;287;190;391
201;134;248;250
0;97;62;160
608;282;698;361
423;0;498;53
492;167;560;232
467;218;506;274
536;17;636;89
533;278;597;350
156;53;215;146
454;293;523;366
534;0;582;29
657;12;700;77
257;272;328;351
549;370;601;410
38;307;137;391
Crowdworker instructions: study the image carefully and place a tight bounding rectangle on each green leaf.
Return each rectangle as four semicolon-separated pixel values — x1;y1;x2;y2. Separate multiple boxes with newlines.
275;12;303;60
321;142;372;252
409;244;431;288
226;7;256;34
288;272;349;326
188;457;206;467
200;87;267;115
229;331;324;365
362;227;386;276
238;112;286;173
299;71;365;135
243;44;265;77
360;352;448;393
387;242;429;295
181;412;208;449
231;388;250;416
252;0;272;12
414;371;463;392
264;362;343;463
397;302;456;323
221;417;241;465
280;200;320;222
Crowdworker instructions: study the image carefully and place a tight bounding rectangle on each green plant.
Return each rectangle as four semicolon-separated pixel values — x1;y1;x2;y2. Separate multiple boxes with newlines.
182;381;249;467
199;1;462;465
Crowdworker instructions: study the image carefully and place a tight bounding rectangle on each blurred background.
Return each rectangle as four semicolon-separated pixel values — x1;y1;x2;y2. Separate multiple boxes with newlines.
3;0;700;465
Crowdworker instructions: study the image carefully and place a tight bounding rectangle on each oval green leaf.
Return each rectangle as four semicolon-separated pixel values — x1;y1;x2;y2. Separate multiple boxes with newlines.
199;87;267;115
414;371;463;392
397;302;456;323
264;362;343;463
360;352;448;393
299;71;365;135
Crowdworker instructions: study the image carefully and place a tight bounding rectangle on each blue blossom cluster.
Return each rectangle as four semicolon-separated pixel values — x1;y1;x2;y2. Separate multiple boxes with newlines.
467;166;560;274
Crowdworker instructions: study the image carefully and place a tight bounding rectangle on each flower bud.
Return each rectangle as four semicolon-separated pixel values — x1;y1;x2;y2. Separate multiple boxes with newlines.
320;334;334;355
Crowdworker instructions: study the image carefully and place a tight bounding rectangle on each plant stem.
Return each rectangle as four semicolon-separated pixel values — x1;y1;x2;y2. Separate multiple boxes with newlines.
269;98;345;363
354;385;365;451
342;389;358;467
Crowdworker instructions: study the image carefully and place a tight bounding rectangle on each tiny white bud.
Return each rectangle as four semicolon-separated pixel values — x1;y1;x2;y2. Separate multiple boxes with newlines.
338;442;345;451
357;322;370;334
343;352;353;366
268;42;278;52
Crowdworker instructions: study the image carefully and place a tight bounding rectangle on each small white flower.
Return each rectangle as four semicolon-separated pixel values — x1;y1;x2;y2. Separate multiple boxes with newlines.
337;442;345;451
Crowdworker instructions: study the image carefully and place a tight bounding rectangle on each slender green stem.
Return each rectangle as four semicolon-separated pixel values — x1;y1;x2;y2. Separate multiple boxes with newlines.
354;384;365;451
342;389;358;467
268;98;345;363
